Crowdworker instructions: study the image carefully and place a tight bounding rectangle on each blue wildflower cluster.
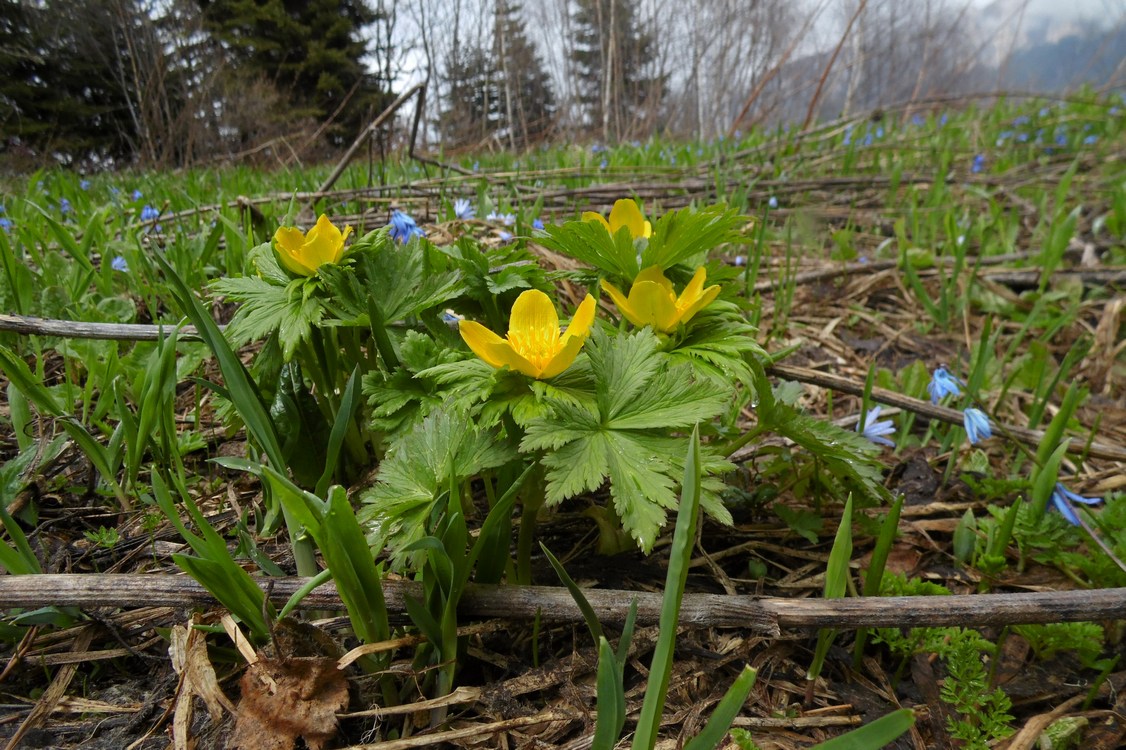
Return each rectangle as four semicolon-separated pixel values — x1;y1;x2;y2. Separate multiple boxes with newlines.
453;199;475;221
922;366;1103;527
388;210;425;244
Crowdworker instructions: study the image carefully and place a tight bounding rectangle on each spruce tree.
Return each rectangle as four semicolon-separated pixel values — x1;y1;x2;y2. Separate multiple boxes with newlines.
569;0;664;141
198;0;386;145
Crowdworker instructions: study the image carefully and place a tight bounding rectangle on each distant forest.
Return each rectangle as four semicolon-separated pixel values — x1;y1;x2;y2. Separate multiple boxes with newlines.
1;0;1123;170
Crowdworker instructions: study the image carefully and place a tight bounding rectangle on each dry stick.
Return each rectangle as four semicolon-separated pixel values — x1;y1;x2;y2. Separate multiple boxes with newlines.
2;575;1126;636
765;362;1126;463
313;82;427;199
1;314;1122;461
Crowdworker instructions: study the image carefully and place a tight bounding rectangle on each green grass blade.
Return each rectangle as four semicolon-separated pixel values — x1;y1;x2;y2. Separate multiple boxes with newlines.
808;708;915;749
592;636;626;750
682;666;757;750
632;424;703;750
541;542;604;643
314;366;361;498
152;251;284;470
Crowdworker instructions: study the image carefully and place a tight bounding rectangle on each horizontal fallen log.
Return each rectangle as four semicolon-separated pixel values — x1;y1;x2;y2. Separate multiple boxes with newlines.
2;574;1125;637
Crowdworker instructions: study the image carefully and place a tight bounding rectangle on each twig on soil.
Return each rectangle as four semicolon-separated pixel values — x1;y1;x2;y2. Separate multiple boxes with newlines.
2;315;1121;461
3;575;1126;636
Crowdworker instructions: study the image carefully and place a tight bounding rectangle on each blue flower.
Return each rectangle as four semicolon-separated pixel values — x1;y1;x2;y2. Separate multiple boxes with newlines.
110;255;129;272
971;154;985;174
532;218;545;231
498;230;514;244
1055;132;1068;146
1012;115;1030;127
857;405;896;447
862;132;874;147
911;114;925;126
927;367;962;404
141;205;160;222
1050;483;1103;526
875;126;884;138
486;211;515;226
1016;132;1029;143
59;198;71;215
733;255;746;266
939;113;948;125
131;189;143;201
962;408;991;444
80;179;91;191
0;217;11;233
453;198;475;220
591;143;606;153
389;210;425;244
1083;135;1098;145
768;196;778;209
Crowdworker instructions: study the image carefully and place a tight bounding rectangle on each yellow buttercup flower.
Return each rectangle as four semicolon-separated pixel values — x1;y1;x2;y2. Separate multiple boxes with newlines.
273;214;353;276
583;199;652;239
601;266;720;333
459;290;597;379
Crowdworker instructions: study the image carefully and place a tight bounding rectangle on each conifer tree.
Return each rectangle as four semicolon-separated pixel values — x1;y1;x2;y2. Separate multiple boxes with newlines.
198;0;387;145
569;0;664;141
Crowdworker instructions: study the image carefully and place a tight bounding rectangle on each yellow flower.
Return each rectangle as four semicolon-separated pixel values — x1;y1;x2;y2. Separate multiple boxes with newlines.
273;214;353;276
601;266;720;333
582;199;652;239
459;290;597;379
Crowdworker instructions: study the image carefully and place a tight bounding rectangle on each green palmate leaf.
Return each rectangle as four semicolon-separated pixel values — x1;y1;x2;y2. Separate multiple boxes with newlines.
589;327;662;418
360;405;517;567
667;302;766;385
320;231;462;324
210;274;324;360
536;218;640;279
522;330;731;552
641;203;749;270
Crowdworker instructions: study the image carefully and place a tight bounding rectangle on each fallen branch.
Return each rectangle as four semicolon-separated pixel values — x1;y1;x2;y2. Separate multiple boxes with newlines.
2;575;1125;637
1;315;1122;462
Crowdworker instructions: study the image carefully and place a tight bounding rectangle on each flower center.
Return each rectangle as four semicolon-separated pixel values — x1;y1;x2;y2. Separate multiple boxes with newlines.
507;327;559;371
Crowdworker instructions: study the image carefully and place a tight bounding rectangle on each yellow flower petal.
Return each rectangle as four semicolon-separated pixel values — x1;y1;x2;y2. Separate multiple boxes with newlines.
459;289;592;379
507;290;561;372
609;199;648;239
540;334;586;379
634;265;675;294
626;280;681;332
560;294;597;346
458;320;539;376
582;212;612;233
271;215;352;276
273;226;317;276
600;279;644;327
678;267;708;307
676;283;721;325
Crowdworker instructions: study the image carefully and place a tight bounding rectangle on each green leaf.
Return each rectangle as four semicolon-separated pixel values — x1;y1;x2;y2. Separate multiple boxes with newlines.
210;274;324;360
682;666;758;750
523;330;731;552
642;203;749;271
362;405;517;567
632;425;703;750
809;709;915;750
593;637;627;749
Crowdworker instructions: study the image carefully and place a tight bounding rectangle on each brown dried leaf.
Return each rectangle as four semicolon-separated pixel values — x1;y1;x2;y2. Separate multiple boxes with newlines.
229;655;348;750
